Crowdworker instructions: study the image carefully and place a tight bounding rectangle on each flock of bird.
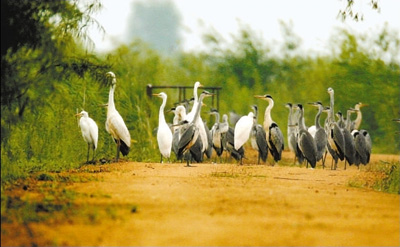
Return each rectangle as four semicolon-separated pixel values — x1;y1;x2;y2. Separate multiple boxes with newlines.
76;71;372;170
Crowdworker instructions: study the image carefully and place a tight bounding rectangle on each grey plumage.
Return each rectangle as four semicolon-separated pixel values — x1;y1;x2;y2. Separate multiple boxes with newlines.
296;104;317;168
326;87;345;170
251;105;268;164
255;94;284;163
210;109;224;158
308;102;328;166
177;91;214;166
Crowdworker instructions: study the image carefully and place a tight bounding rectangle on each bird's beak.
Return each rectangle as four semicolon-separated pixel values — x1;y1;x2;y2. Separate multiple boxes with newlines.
254;95;264;99
99;103;108;108
75;113;81;117
361;103;369;107
152;93;160;97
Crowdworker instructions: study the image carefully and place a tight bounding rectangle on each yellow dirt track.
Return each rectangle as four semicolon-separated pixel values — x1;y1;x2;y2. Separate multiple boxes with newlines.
1;151;399;246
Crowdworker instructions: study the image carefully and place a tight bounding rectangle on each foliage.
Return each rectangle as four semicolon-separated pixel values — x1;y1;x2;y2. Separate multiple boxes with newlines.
1;1;399;186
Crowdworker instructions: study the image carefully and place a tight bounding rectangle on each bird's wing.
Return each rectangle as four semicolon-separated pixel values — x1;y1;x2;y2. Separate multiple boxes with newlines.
88;118;99;148
178;124;196;154
255;125;268;161
107;112;131;147
157;123;173;156
299;130;317;167
332;124;345;160
355;133;368;164
234;116;253;150
314;129;327;160
269;123;284;161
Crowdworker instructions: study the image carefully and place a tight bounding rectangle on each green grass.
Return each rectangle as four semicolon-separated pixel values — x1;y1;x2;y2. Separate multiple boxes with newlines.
348;162;399;194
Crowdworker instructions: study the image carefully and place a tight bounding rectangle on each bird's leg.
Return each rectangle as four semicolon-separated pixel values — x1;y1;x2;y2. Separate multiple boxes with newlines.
322;151;328;169
186;158;191;167
160;154;163;163
116;140;120;162
344;160;347;170
86;144;90;164
91;147;96;164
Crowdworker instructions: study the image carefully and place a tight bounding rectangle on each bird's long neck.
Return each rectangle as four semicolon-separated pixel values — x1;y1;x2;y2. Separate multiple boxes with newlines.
215;113;220;123
315;106;322;129
159;96;167;125
329;92;335;122
253;107;258;123
346;110;353;131
264;100;274;127
298;108;306;131
107;85;116;115
192;94;205;124
354;106;362;130
287;106;293;125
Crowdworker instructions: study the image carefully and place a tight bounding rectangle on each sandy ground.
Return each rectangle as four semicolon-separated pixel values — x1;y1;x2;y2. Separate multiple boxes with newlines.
1;151;399;246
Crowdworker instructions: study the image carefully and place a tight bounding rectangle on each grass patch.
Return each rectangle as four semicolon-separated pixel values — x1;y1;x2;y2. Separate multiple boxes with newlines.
348;162;399;194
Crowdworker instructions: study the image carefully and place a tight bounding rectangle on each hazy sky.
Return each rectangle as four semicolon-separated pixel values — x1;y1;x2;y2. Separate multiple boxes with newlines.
88;0;400;58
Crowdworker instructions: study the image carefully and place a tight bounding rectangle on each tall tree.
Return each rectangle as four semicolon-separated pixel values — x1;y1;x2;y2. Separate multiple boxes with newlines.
1;0;110;141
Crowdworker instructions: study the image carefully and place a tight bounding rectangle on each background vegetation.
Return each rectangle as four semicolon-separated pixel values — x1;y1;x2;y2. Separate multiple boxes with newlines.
1;0;399;184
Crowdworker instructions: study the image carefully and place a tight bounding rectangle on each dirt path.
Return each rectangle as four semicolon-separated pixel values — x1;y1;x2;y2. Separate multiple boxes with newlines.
2;151;399;246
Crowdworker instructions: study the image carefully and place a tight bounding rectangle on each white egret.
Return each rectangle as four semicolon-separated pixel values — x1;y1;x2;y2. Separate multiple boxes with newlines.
233;111;254;164
105;71;131;162
76;110;98;164
234;111;254;150
153;92;173;163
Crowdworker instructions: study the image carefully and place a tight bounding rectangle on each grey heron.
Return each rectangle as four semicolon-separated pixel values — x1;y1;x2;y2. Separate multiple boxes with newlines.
177;91;214;166
251;105;269;164
353;129;372;166
255;94;284;164
185;82;209;156
342;108;357;169
286;103;301;164
210;109;224;160
204;120;213;159
220;114;230;159
153;92;173;163
295;104;317;168
76;110;98;164
351;102;368;131
326;87;345;170
105;72;131;162
308;102;328;167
